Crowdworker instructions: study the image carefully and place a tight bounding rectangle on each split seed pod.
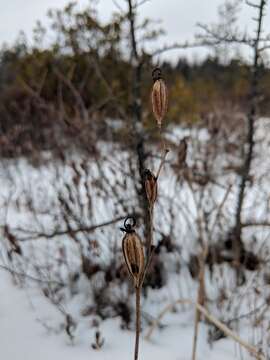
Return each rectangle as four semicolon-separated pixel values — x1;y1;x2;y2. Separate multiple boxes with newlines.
144;169;157;207
122;231;145;288
151;68;168;128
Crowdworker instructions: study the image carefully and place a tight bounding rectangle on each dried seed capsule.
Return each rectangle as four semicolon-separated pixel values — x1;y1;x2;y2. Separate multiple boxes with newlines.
122;231;145;288
151;68;168;128
143;169;157;207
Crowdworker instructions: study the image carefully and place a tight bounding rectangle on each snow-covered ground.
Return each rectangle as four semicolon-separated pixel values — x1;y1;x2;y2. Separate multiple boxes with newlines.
1;121;270;359
0;271;242;360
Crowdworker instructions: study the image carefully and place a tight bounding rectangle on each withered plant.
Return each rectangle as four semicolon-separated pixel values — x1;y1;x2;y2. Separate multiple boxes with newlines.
121;67;169;360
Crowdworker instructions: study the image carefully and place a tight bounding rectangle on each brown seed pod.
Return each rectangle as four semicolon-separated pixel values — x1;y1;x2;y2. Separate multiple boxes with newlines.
122;231;145;288
151;68;168;128
143;169;157;207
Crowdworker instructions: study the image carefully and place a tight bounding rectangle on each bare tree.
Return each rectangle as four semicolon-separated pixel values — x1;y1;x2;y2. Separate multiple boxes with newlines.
197;0;270;279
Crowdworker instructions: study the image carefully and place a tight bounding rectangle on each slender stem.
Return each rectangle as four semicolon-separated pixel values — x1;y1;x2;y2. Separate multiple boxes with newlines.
141;245;155;285
192;249;207;360
134;286;141;360
191;308;200;360
156;148;169;180
147;206;154;257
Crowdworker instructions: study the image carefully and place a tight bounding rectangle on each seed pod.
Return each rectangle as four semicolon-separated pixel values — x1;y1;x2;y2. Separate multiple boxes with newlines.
122;232;145;288
143;169;157;207
151;68;168;128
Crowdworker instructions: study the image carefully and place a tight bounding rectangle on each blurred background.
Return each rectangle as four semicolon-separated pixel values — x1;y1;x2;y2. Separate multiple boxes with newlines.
1;1;270;359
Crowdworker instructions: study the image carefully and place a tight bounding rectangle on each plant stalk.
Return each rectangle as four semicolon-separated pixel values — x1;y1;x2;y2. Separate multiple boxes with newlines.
134;286;141;360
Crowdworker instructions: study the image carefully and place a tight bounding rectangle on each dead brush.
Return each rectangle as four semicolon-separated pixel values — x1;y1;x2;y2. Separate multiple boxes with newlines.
121;67;169;360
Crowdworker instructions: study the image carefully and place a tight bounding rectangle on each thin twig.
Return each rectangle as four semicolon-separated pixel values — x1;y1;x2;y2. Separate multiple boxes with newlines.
156;148;169;180
209;184;232;237
0;264;65;286
146;205;154;257
141;246;155;285
145;299;265;360
11;216;126;241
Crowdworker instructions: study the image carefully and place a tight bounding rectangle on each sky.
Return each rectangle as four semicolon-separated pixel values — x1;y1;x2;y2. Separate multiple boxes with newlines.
1;0;270;62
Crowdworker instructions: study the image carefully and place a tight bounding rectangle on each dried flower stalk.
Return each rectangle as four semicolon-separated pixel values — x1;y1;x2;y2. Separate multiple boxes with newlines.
121;216;146;360
122;67;169;360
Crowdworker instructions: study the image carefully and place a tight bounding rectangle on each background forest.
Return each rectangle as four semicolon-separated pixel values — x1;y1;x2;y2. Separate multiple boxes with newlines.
1;1;270;359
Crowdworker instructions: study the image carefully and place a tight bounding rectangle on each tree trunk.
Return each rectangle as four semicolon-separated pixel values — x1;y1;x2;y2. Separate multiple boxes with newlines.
233;0;266;270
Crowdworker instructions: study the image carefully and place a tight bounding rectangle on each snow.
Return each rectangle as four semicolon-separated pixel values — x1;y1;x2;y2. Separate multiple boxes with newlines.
0;271;248;360
1;121;270;359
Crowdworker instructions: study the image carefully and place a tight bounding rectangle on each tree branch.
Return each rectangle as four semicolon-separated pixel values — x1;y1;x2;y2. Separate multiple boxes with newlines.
145;299;265;359
10;216;126;242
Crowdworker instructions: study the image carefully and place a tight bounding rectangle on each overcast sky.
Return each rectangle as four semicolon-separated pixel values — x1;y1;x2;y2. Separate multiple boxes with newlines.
1;0;270;62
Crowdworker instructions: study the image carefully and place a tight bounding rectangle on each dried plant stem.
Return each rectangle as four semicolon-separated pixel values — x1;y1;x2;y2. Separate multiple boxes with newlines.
141;246;155;285
133;233;154;360
156;147;169;180
196;302;264;360
145;299;265;360
134;286;141;360
148;206;154;256
191;293;200;360
192;253;206;360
